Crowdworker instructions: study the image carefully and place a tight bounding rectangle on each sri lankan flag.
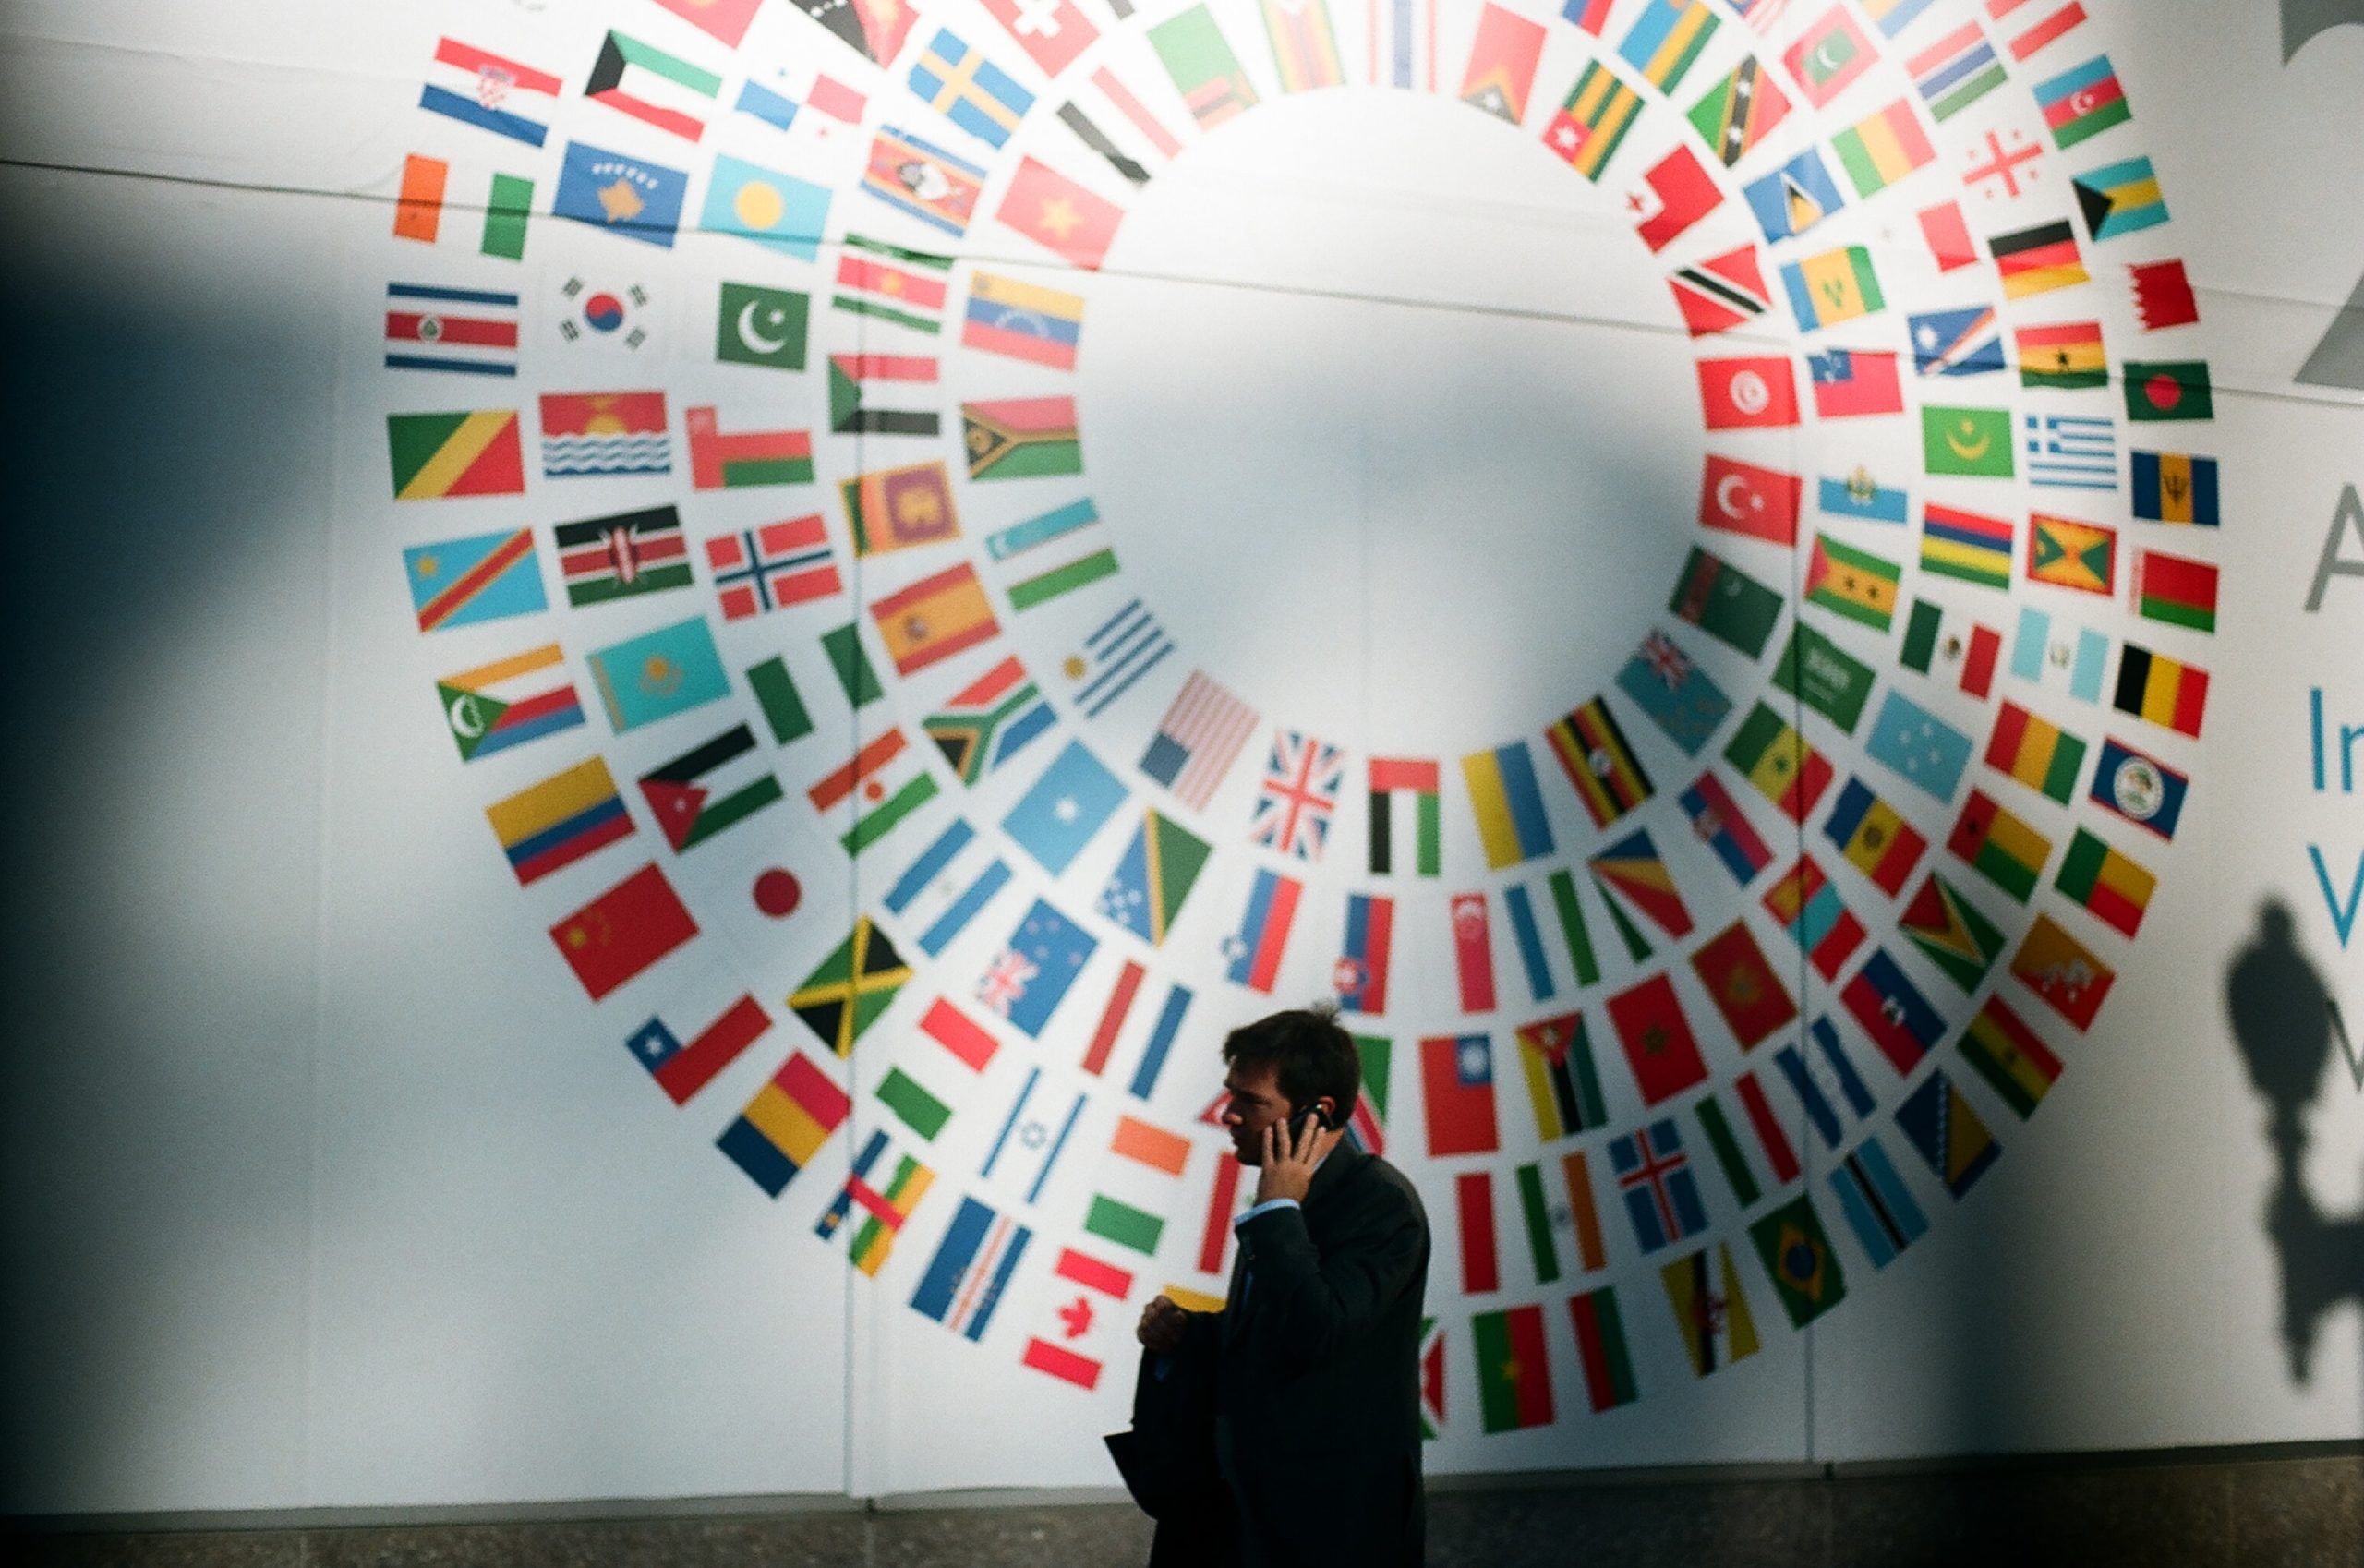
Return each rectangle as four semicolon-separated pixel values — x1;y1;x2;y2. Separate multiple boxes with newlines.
790;916;913;1056
1543;61;1641;181
2112;644;2208;737
2026;513;2117;596
1546;697;1653;828
2015;320;2106;389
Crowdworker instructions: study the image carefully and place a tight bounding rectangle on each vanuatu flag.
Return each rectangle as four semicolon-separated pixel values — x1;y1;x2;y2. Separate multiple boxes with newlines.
963;397;1082;479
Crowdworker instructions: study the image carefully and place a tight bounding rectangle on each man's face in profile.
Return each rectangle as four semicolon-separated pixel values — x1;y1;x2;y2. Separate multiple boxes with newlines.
1220;1061;1290;1166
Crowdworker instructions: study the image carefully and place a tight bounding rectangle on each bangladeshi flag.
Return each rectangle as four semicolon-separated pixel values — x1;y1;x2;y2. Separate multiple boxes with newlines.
1471;1304;1554;1432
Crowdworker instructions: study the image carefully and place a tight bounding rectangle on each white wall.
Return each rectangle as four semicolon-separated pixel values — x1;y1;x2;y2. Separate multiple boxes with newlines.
0;0;2358;1514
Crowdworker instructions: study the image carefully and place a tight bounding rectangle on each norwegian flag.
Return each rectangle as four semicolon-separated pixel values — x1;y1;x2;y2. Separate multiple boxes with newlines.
705;515;841;621
1249;729;1345;862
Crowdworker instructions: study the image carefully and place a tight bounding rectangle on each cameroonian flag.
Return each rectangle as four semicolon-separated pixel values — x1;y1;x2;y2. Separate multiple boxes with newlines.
1472;1304;1556;1431
1546;696;1653;828
2056;826;2155;936
2026;513;2117;595
2133;549;2218;633
387;409;525;499
1804;533;1900;631
1984;701;2087;804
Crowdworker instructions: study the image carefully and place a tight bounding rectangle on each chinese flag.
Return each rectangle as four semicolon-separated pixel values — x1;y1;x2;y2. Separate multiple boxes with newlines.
549;863;698;1000
998;157;1125;271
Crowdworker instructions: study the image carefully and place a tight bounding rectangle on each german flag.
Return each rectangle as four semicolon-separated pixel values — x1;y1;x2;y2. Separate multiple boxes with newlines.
1990;220;2087;299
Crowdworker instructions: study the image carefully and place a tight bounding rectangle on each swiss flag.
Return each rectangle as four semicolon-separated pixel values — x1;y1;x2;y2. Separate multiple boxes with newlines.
1630;143;1722;254
1696;355;1800;429
980;0;1098;77
1697;454;1802;545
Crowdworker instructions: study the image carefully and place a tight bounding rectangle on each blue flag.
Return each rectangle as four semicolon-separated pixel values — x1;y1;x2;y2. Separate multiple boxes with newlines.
1863;690;1972;802
586;617;730;733
1614;629;1732;756
979;899;1096;1038
1002;739;1128;874
553;140;688;247
701;152;832;260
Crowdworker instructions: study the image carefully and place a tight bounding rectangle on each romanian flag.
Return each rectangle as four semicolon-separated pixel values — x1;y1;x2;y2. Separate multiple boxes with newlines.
2133;549;2218;633
1472;1305;1555;1431
1543;60;1642;180
2026;513;2117;595
870;563;999;675
2056;826;2155;935
718;1052;851;1196
2112;645;2209;737
1823;777;1926;896
2016;320;2106;389
1689;918;1797;1048
1547;697;1653;828
1957;995;2062;1119
1991;220;2087;299
1462;741;1557;869
1804;533;1901;631
1921;503;2014;588
1985;701;2087;803
2012;913;2116;1031
1947;789;2052;902
1832;98;1934;197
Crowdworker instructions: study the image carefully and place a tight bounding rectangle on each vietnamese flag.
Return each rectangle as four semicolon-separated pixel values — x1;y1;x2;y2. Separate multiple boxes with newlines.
998;156;1125;270
549;862;698;1000
1698;454;1802;545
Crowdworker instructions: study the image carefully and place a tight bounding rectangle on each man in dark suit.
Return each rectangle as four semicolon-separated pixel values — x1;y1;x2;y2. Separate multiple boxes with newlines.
1122;1007;1430;1567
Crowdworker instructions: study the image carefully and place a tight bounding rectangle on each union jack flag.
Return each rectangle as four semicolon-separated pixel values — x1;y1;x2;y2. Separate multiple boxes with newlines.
1639;629;1693;687
977;948;1037;1017
1249;729;1344;861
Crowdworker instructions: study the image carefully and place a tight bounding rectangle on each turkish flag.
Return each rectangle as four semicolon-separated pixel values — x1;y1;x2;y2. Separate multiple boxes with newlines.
1696;355;1800;429
1697;454;1801;545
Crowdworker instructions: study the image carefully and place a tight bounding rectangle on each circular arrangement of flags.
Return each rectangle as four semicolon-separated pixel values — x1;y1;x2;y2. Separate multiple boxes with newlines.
385;0;2215;1448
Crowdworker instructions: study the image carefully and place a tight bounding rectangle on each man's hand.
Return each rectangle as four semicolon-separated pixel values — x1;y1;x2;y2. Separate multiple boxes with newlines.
1253;1114;1340;1205
1137;1293;1191;1353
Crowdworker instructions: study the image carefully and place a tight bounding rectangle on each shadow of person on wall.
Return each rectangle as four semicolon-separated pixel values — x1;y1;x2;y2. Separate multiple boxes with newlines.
2225;900;2364;1381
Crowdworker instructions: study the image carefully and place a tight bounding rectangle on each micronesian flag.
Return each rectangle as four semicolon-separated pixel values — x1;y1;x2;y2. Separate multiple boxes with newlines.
1864;690;1974;802
1002;739;1128;875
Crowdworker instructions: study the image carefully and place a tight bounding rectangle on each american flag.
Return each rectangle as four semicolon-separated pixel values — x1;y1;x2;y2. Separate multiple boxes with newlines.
1139;669;1258;811
1250;729;1345;861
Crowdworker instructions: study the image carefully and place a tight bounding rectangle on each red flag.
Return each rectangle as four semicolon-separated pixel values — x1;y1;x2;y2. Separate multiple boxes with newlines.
1918;199;1977;272
1605;972;1709;1106
979;0;1098;76
1631;143;1720;253
1420;1033;1500;1155
1450;891;1496;1012
998;156;1125;270
2129;259;2199;331
1688;919;1798;1049
1696;356;1800;429
550;863;698;1000
1808;348;1904;418
1455;1172;1501;1293
1698;454;1801;545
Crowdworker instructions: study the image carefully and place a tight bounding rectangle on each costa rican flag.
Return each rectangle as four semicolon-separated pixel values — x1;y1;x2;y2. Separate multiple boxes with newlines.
705;515;841;620
1249;729;1345;861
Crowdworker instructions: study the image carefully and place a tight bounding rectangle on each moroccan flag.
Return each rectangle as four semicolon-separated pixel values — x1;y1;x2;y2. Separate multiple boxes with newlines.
1748;1192;1847;1326
549;863;698;1000
1472;1305;1555;1432
2112;645;2209;737
1606;972;1709;1106
1947;789;2052;902
998;156;1125;270
1689;919;1796;1048
387;409;525;499
2132;549;2217;633
2055;826;2155;936
1986;701;2086;803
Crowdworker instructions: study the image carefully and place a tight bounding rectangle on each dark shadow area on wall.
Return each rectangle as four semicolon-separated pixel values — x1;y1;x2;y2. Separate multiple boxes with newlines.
2225;900;2364;1383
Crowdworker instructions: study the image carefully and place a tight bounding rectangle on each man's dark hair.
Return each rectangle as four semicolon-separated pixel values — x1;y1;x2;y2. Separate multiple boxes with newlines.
1222;1007;1361;1126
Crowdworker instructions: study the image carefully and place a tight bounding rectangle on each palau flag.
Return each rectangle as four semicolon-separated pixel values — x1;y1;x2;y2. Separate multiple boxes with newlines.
702;153;832;261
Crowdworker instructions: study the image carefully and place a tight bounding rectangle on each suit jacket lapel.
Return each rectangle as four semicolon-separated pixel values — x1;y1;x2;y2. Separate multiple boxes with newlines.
1224;1144;1364;1346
